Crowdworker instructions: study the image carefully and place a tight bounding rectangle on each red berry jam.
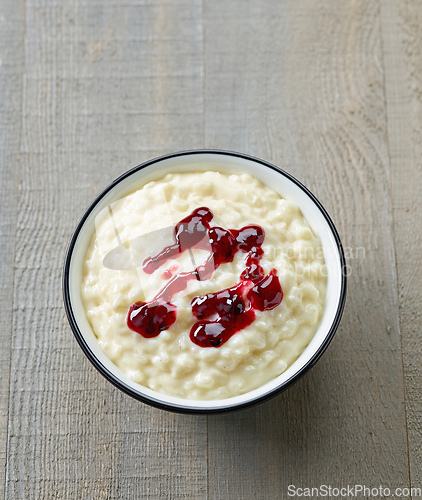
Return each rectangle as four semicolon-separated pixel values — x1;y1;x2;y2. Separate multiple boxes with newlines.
126;207;283;347
247;269;283;311
161;264;178;280
127;300;177;338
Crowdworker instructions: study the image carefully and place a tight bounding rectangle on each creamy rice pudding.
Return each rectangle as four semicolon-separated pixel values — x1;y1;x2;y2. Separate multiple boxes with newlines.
81;171;327;400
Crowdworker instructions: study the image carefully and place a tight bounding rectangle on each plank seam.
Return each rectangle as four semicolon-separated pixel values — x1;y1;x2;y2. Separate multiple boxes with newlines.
203;0;207;150
202;2;210;499
4;0;26;498
379;0;413;495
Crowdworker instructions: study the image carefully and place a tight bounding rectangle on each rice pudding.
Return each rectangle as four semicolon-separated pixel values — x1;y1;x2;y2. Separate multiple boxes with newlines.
81;171;327;400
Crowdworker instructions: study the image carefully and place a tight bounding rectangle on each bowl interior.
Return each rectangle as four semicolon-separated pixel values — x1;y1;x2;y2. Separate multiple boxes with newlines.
66;152;345;412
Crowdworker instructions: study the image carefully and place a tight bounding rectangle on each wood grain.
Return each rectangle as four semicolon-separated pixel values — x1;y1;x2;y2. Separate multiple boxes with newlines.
4;1;207;498
205;0;410;497
0;1;25;497
3;0;422;498
381;0;422;490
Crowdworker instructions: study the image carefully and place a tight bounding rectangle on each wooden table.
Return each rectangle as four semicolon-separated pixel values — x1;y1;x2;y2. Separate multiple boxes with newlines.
1;0;421;498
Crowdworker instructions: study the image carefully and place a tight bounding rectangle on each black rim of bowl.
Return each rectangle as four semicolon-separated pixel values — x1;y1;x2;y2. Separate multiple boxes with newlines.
63;149;347;415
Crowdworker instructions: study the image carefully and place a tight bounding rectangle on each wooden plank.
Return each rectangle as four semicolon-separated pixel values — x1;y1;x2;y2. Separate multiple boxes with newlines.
205;0;410;497
381;0;422;489
5;1;207;499
0;0;25;496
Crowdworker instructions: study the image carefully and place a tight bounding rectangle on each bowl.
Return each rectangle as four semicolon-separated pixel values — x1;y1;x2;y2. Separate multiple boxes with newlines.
63;150;346;414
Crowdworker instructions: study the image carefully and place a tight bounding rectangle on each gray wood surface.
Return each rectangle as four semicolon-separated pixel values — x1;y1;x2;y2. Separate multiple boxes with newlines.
206;0;410;496
4;1;208;499
0;0;25;494
1;0;421;499
382;0;422;489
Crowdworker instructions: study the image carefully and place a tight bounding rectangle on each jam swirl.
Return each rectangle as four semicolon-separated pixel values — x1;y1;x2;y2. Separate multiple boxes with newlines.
127;207;283;347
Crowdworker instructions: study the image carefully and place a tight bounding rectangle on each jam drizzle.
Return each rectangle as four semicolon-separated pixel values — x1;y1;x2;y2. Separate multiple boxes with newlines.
127;207;283;347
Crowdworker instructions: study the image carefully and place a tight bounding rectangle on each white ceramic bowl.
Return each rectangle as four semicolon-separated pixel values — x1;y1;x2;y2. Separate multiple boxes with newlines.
63;150;346;414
